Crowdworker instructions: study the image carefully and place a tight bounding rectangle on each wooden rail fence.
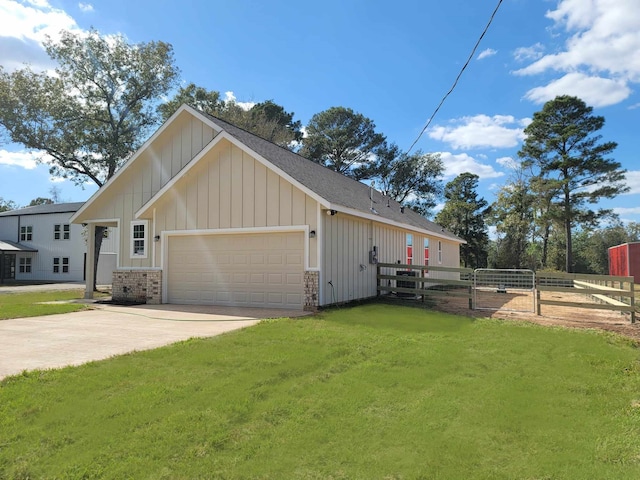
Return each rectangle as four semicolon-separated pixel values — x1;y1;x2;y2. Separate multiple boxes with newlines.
376;263;474;309
376;265;636;323
536;272;635;323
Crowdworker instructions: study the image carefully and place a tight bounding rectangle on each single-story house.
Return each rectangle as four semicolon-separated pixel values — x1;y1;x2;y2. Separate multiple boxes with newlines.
72;104;464;310
0;202;118;284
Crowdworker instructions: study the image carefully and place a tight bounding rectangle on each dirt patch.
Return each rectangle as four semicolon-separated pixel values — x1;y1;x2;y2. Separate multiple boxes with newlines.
429;290;640;342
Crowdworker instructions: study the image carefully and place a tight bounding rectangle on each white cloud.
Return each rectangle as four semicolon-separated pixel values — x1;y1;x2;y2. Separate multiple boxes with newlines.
78;2;94;12
623;171;640;195
0;0;81;72
629;103;640;110
614;206;640;215
477;48;497;60
496;156;519;170
0;150;39;169
437;152;505;180
514;43;545;62
429;115;530;150
514;0;640;107
524;72;631;107
223;91;256;111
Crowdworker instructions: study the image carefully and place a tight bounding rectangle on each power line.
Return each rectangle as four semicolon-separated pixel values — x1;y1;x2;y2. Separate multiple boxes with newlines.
406;0;505;154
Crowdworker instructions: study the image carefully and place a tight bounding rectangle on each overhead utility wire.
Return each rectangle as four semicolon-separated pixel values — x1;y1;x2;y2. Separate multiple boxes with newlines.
406;0;504;154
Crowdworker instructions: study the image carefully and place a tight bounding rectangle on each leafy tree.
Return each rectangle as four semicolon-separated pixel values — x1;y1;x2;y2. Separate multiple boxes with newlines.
625;222;640;242
572;221;630;274
159;84;302;148
0;29;179;289
435;173;489;268
488;162;540;269
0;198;17;212
361;142;443;216
158;83;224;121
518;95;628;272
28;197;54;206
299;106;386;178
490;173;535;269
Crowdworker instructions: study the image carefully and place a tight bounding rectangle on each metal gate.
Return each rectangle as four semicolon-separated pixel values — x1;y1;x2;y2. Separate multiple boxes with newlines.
474;269;535;312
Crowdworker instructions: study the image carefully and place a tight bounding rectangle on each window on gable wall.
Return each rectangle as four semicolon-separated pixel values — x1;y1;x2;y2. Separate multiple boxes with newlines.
406;234;413;265
54;224;70;240
20;226;33;241
130;221;148;258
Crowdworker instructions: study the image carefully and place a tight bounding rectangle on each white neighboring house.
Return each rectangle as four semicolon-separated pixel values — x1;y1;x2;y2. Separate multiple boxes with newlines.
0;202;118;285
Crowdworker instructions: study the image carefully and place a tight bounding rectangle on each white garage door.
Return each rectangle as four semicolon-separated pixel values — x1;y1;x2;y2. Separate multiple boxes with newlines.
166;232;304;309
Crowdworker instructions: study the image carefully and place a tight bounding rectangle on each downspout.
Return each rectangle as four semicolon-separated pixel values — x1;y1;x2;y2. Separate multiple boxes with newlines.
317;203;324;306
152;208;157;268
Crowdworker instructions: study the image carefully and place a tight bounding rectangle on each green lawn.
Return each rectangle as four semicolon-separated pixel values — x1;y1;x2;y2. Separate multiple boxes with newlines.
1;304;640;479
0;290;93;319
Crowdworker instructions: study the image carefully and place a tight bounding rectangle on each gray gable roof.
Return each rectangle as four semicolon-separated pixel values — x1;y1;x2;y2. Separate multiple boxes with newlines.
0;202;84;218
203;113;462;243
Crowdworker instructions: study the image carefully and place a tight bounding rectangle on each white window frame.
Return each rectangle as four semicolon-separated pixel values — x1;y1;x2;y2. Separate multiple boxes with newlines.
53;257;70;274
19;257;32;273
20;225;33;241
438;241;443;264
130;220;148;258
424;238;429;266
54;224;70;240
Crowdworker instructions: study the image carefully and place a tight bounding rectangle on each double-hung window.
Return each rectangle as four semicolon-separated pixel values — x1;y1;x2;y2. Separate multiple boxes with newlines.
130;221;148;258
406;234;413;265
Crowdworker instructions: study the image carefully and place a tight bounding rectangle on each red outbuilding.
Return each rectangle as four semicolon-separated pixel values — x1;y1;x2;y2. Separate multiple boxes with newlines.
608;242;640;283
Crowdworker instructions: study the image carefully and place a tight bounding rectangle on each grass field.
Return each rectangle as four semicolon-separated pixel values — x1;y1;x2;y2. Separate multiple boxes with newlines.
1;304;640;478
0;290;93;320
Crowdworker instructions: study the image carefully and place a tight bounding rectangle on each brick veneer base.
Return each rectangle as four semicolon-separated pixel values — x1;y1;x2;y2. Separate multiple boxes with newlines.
112;269;162;305
303;271;319;311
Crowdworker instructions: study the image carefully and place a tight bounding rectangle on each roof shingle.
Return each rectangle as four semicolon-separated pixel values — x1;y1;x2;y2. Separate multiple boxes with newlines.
204;113;462;243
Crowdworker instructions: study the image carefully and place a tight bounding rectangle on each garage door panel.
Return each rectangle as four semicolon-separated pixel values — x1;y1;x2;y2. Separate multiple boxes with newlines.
167;232;304;309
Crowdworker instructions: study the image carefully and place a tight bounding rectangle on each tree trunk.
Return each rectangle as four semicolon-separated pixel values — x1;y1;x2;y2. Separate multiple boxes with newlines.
565;217;573;273
541;224;550;269
93;226;106;291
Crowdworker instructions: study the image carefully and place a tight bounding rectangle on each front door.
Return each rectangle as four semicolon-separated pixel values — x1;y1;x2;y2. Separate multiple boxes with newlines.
0;254;16;281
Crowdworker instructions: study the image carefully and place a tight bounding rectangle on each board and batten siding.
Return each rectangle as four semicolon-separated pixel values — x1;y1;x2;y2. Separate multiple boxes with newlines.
74;113;217;268
322;212;463;306
153;140;319;269
321;213;411;305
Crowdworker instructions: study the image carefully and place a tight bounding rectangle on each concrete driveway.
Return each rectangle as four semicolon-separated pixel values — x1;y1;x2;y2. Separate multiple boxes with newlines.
0;304;310;380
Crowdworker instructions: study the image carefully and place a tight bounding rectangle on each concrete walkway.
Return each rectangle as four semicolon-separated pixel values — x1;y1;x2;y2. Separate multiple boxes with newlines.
0;282;105;293
0;304;310;380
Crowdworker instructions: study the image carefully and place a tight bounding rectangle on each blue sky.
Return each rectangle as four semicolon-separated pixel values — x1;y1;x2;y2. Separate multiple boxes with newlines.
1;0;639;225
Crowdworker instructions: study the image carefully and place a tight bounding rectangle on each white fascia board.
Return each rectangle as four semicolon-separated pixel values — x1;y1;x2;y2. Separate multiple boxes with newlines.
328;204;466;244
135;131;227;218
71;104;201;224
135;129;331;219
215;130;330;208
